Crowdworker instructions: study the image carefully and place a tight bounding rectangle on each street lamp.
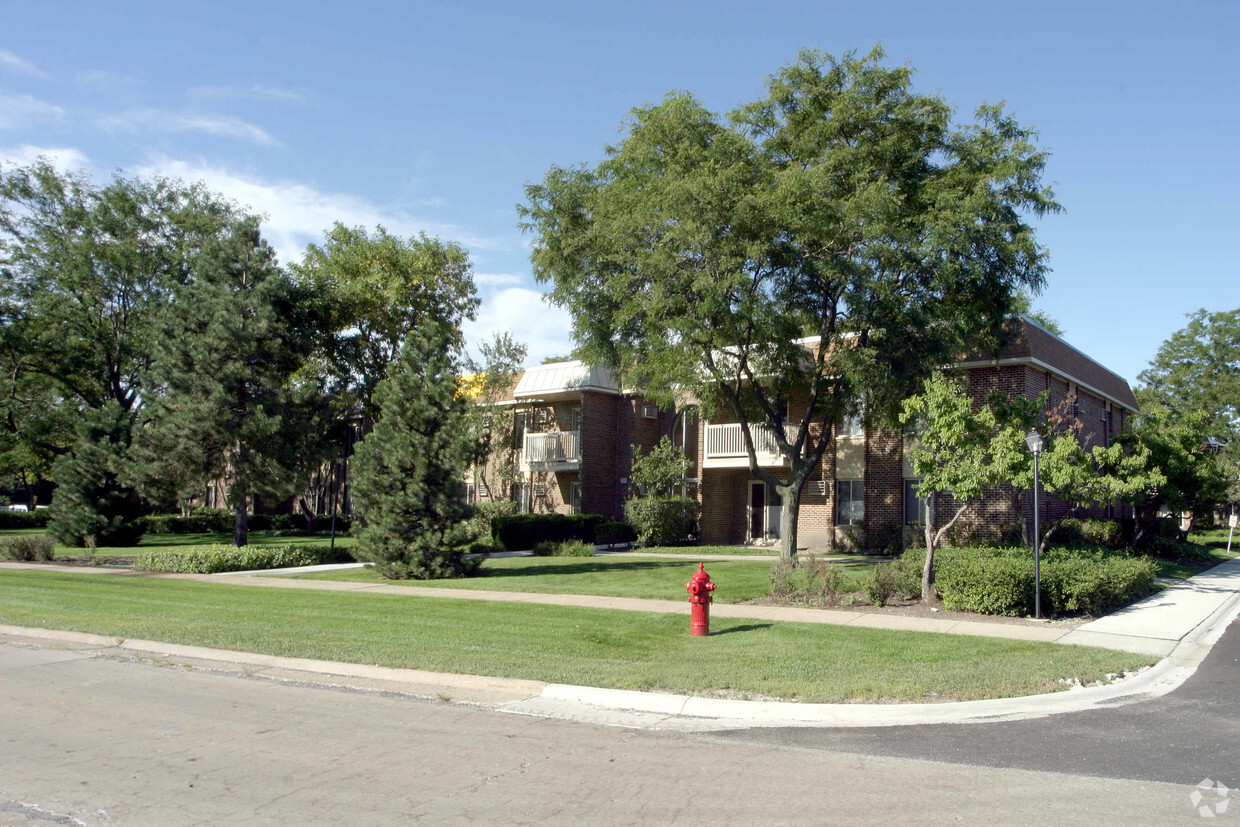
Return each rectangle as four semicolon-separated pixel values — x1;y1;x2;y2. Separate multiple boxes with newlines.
1025;429;1044;619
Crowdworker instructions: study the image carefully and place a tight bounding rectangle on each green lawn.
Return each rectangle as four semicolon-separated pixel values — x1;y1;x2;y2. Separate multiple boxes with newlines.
284;555;880;603
0;528;355;560
0;569;1154;703
620;545;784;556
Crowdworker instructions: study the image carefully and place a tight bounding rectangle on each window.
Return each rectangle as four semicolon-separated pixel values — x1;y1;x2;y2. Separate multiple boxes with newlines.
569;481;581;514
514;412;528;451
570;407;583;432
838;409;864;438
903;479;931;525
464;482;475;504
514;483;530;514
835;480;864;525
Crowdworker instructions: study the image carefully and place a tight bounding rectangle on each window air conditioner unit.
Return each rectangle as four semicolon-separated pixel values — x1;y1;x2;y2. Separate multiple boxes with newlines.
641;404;658;419
534;409;550;425
533;484;547;498
814;480;828;496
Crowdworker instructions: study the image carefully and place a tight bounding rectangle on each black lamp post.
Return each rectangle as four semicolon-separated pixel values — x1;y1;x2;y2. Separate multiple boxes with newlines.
1025;429;1044;619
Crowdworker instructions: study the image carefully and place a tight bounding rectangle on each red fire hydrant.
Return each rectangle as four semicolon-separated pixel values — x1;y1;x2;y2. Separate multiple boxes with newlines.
685;562;716;637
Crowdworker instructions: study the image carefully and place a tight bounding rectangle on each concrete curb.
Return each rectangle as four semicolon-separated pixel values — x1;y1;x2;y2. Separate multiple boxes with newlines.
501;588;1240;731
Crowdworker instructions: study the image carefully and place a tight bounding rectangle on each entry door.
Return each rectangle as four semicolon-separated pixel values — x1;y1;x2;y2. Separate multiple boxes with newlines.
749;482;783;540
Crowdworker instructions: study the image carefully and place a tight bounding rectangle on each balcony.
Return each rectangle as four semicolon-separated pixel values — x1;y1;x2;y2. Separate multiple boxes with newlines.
703;422;798;468
521;430;581;470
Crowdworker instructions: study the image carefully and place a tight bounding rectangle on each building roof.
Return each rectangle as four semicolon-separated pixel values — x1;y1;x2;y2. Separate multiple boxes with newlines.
959;316;1139;411
512;360;620;400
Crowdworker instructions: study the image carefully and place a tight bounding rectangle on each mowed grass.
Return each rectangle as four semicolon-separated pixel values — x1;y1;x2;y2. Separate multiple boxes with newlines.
284;555;880;603
0;528;356;560
0;569;1154;703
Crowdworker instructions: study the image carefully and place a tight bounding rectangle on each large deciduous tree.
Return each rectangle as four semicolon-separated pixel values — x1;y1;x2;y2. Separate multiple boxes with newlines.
293;223;479;412
1137;308;1240;512
521;47;1060;561
0;160;238;544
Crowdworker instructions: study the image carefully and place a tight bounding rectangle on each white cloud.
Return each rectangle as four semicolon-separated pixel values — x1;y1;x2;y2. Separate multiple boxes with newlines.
0;48;46;78
0;144;90;172
134;156;497;265
464;286;574;367
101;110;279;147
0;93;65;129
75;70;140;92
187;84;307;104
474;271;524;287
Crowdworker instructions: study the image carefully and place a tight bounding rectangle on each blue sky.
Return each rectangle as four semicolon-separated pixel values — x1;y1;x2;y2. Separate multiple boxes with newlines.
3;0;1236;386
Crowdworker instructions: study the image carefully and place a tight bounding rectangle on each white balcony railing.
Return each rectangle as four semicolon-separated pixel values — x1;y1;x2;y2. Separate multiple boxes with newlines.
523;430;581;466
704;423;798;465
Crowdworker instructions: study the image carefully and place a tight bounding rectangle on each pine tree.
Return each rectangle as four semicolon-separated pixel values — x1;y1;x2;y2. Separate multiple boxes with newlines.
351;320;483;579
139;217;321;546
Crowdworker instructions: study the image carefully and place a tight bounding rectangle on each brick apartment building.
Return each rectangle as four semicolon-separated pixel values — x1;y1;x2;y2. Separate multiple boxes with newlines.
474;316;1139;553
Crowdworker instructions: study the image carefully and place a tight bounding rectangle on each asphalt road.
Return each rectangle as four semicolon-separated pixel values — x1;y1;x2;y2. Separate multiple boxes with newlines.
711;614;1240;790
0;635;1217;825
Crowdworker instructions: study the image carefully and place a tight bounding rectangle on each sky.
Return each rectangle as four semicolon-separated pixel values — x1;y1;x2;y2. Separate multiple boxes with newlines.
2;0;1236;387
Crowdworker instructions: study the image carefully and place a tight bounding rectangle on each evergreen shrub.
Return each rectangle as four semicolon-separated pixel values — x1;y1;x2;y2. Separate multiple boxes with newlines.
134;543;353;573
492;513;607;550
622;496;699;546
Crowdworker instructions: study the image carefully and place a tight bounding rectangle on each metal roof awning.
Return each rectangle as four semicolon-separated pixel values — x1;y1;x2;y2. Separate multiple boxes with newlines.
512;360;620;400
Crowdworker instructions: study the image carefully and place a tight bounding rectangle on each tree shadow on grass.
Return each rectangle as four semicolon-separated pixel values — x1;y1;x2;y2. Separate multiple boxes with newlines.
708;623;773;636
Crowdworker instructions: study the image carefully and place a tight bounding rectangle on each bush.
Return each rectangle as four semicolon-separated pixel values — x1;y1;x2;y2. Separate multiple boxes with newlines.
623;496;699;546
467;500;517;543
144;510;351;536
134;543;354;574
770;557;846;606
595;520;637;547
865;555;922;606
935;550;1036;616
0;510;51;529
0;535;55;561
1058;518;1125;549
491;513;607;550
924;546;1158;617
531;539;596;557
144;509;235;535
1042;552;1157;616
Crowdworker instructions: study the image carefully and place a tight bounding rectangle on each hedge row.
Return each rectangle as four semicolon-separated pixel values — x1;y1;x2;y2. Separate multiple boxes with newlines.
910;546;1158;617
491;513;608;550
0;510;51;529
134;543;354;574
143;510;351;535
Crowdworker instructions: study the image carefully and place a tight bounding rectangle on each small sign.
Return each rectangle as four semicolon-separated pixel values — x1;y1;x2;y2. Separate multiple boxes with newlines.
1230;514;1238;529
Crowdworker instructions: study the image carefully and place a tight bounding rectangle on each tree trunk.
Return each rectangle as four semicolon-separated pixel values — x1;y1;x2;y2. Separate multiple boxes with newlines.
778;484;800;565
922;520;937;602
232;442;250;547
233;493;249;547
